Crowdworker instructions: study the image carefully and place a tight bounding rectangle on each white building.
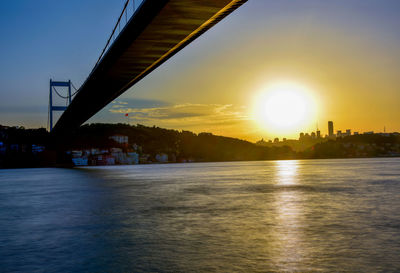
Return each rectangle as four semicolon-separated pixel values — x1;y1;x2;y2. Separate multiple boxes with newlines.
109;135;128;145
155;153;168;163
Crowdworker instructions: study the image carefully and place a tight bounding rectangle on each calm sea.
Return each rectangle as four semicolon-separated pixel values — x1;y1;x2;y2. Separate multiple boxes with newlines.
1;158;400;272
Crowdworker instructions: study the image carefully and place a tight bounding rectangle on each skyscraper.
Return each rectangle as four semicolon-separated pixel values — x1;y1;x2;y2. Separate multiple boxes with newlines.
328;121;334;137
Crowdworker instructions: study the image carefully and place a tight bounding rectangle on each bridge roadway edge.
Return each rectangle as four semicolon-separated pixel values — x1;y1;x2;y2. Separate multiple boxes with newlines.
52;0;248;135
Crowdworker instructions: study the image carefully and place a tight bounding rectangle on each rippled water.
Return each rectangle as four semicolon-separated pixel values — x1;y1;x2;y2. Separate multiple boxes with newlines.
1;158;400;272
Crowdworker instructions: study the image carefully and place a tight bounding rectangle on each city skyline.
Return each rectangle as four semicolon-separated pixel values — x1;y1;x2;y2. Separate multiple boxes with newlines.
1;1;400;141
259;120;397;143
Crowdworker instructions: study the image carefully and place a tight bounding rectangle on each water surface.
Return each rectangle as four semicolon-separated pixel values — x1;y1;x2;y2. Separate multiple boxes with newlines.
1;158;400;272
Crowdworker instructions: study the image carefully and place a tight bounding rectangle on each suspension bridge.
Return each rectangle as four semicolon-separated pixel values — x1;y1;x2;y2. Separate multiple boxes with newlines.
50;0;247;133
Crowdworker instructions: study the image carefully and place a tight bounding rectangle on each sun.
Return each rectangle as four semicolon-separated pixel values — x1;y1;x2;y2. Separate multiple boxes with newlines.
253;81;317;136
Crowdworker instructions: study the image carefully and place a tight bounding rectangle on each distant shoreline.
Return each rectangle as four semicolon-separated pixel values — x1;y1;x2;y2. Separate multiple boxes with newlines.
1;155;399;170
1;123;399;169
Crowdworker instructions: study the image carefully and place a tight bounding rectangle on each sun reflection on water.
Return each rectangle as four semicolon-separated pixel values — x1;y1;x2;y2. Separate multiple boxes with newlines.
275;160;299;185
272;160;307;270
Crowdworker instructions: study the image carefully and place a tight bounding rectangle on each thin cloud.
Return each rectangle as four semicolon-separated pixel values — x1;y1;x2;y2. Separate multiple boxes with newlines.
109;103;250;126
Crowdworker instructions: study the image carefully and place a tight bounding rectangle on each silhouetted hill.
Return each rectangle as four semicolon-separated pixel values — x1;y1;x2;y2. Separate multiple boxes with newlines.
66;123;295;162
1;124;399;168
301;133;400;158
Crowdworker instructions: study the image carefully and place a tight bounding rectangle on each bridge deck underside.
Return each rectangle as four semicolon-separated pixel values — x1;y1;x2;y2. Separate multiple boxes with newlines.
53;0;247;133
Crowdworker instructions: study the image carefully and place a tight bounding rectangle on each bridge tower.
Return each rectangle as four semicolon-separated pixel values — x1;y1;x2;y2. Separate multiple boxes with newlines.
49;79;72;132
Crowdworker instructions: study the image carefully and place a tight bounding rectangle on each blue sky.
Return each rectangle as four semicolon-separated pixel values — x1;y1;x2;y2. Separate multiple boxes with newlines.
1;1;400;140
0;0;127;126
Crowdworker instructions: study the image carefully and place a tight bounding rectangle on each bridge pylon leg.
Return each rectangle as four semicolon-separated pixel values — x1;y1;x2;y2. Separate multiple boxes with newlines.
49;79;72;132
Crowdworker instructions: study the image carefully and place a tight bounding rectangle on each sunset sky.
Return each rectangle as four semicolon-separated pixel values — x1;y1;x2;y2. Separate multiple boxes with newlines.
0;0;399;141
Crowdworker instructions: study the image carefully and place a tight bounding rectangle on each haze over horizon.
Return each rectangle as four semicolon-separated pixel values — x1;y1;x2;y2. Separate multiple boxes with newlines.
1;0;399;141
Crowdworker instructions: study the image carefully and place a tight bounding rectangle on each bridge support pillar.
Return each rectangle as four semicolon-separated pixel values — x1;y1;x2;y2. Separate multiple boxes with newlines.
49;79;71;132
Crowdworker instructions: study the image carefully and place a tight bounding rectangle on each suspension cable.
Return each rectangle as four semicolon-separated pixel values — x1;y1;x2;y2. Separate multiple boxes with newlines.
70;89;79;97
71;81;79;91
93;0;131;70
52;86;69;99
52;82;80;102
70;82;80;97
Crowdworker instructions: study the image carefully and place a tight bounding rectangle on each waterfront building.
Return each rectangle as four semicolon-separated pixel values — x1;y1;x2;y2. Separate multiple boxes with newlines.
110;135;128;145
72;157;89;166
94;155;115;165
32;145;45;154
127;152;139;164
155;153;168;163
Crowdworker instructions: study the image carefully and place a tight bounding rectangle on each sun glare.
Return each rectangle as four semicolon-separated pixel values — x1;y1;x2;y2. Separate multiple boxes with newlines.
253;82;317;136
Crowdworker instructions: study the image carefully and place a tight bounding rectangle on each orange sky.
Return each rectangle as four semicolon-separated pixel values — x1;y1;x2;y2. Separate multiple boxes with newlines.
87;1;400;142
